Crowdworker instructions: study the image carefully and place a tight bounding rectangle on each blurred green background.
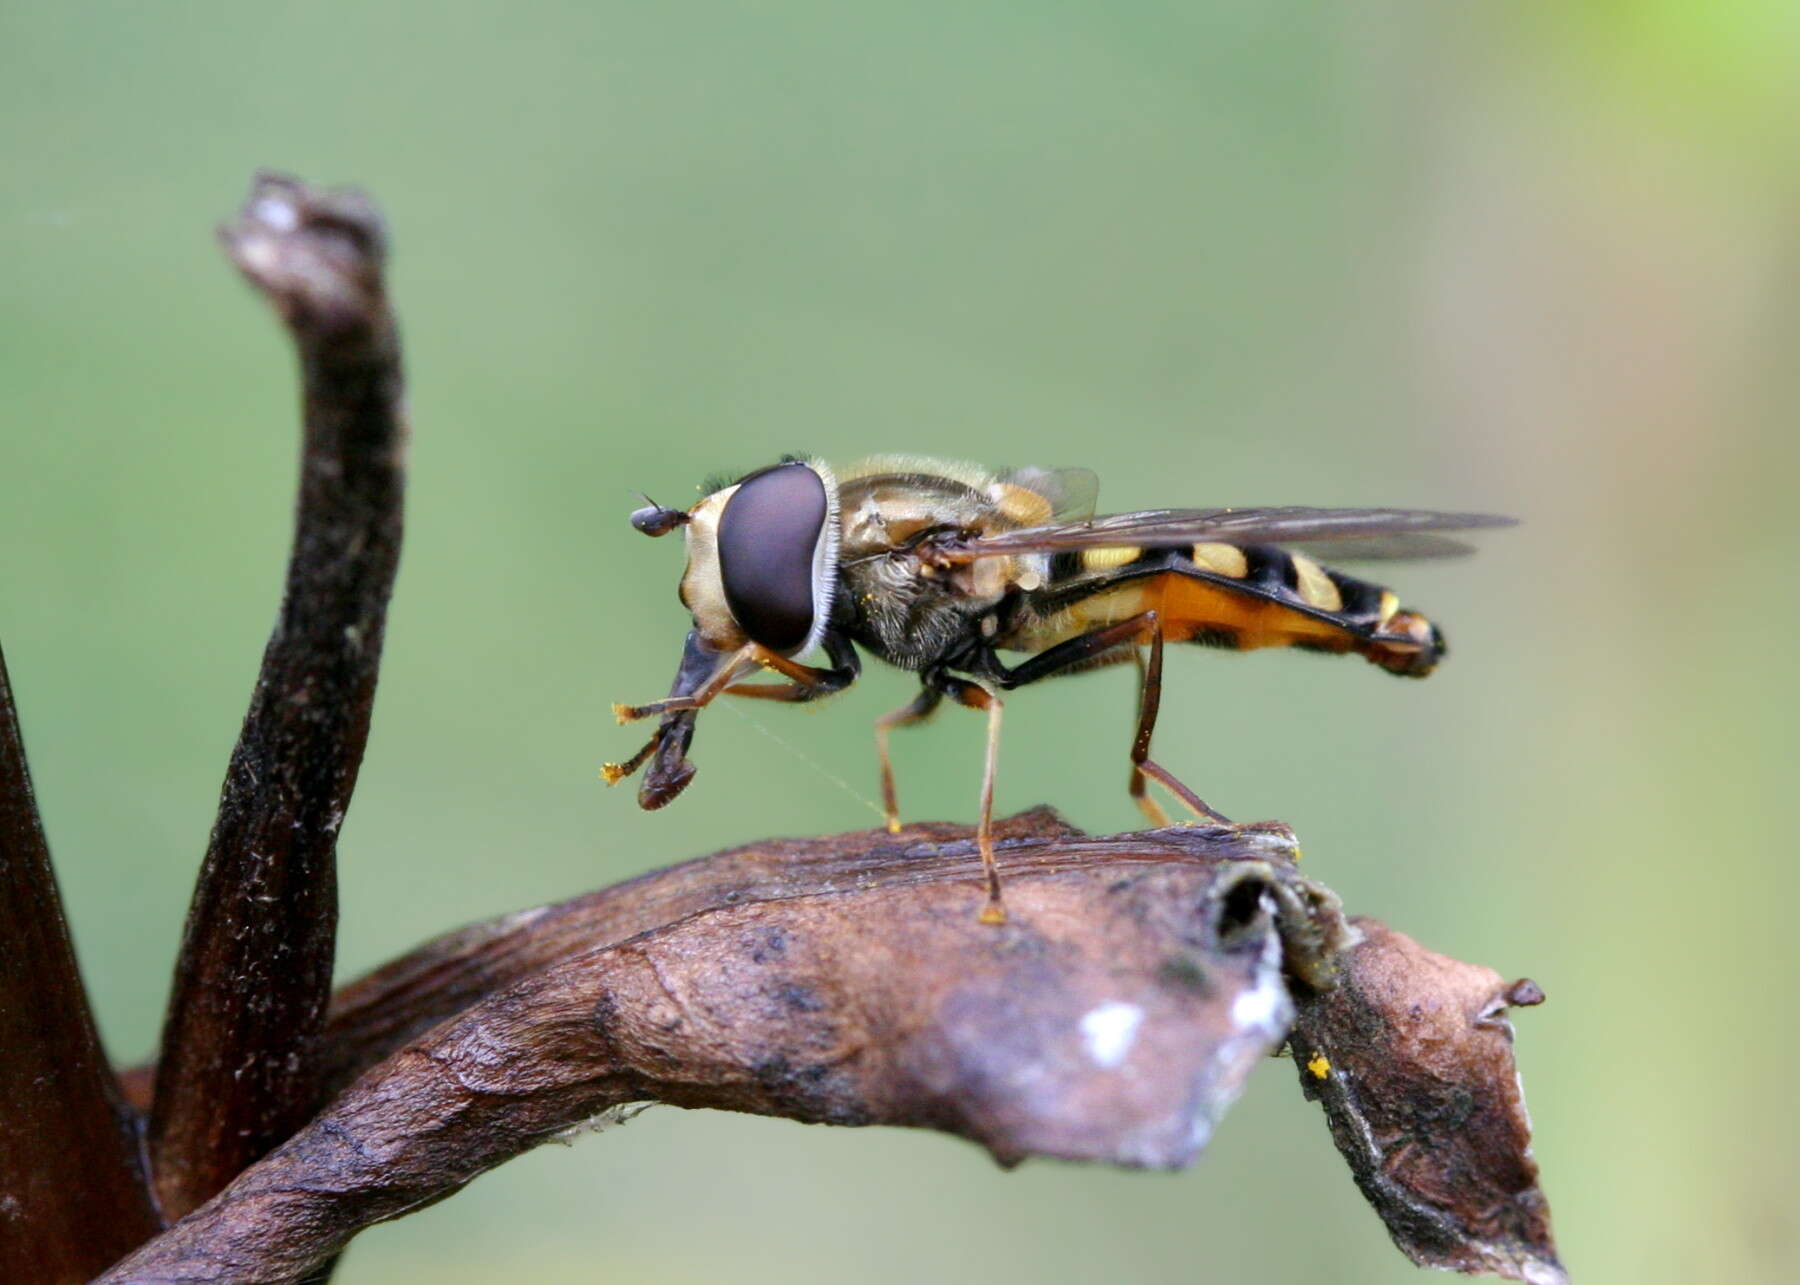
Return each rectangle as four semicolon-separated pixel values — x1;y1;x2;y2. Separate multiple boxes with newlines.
3;2;1795;1281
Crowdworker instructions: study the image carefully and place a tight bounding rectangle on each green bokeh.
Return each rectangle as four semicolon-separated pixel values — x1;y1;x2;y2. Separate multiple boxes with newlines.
3;3;1795;1282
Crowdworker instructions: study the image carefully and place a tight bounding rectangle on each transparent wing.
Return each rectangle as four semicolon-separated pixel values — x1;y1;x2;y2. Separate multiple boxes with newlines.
990;466;1101;524
1293;533;1483;561
943;506;1516;562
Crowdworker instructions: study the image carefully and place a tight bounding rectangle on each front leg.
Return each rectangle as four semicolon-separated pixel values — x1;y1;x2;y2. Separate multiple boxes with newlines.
722;633;861;704
604;631;860;810
614;634;859;722
602;630;729;808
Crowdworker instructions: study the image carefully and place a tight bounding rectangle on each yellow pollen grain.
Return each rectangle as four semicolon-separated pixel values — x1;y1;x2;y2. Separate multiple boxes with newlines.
1190;542;1248;578
1290;554;1343;612
1082;546;1140;572
1307;1053;1331;1080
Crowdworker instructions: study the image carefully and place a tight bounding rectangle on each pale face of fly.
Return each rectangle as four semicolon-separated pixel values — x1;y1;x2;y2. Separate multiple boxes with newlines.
661;461;841;657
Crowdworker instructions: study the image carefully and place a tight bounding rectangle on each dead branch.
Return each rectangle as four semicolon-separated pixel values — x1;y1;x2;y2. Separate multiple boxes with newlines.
0;647;161;1281
100;813;1331;1283
101;812;1560;1285
146;172;406;1220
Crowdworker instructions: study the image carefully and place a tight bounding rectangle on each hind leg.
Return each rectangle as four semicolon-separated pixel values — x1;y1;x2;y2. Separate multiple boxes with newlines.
989;611;1231;826
1128;648;1172;827
1126;613;1230;825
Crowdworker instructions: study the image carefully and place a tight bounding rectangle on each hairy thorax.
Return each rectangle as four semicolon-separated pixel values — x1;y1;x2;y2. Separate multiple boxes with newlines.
833;468;1022;671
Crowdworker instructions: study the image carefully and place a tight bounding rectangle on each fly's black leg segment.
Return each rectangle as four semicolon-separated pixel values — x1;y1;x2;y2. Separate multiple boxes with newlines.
1128;647;1172;827
1126;615;1230;825
925;671;1007;925
874;685;944;833
599;727;662;785
985;611;1232;827
988;619;1142;687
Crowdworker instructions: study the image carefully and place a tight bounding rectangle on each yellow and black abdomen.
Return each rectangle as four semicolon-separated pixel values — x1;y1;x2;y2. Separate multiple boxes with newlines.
1007;543;1445;678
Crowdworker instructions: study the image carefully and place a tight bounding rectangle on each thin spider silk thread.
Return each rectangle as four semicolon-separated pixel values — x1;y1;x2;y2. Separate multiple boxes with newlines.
719;700;888;822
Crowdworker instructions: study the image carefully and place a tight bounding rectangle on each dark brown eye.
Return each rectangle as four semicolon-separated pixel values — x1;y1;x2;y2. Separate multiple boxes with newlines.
717;463;829;652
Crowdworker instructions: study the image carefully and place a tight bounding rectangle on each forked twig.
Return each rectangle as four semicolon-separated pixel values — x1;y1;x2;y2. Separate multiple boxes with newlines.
103;813;1329;1282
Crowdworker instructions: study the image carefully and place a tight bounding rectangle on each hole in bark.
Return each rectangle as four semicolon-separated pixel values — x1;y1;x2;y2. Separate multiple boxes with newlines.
1211;873;1273;952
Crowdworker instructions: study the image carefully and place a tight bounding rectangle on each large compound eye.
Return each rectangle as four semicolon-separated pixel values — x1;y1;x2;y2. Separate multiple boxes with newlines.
717;462;830;652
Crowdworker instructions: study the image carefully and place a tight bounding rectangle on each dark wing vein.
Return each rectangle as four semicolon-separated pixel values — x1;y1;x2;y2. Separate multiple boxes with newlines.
950;507;1516;561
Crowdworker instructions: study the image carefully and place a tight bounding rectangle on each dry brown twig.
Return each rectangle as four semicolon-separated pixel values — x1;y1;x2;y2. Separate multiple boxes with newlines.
148;171;406;1224
0;173;1564;1285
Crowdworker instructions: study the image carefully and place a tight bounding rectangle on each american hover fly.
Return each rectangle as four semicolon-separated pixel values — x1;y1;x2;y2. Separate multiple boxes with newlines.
605;456;1511;923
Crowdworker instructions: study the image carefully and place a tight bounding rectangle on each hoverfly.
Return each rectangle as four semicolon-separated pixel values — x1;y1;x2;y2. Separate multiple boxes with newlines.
606;456;1511;923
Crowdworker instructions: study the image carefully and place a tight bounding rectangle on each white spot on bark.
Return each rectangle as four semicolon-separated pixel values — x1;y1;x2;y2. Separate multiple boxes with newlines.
1079;1001;1144;1069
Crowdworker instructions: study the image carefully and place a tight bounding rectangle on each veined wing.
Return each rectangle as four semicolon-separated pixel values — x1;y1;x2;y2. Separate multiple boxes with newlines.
943;506;1516;562
990;466;1100;525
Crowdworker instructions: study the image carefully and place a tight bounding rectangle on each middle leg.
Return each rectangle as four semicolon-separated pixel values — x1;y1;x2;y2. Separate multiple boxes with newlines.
874;686;944;833
925;672;1007;925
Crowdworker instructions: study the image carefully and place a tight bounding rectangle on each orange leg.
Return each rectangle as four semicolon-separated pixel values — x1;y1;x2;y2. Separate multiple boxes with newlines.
926;675;1008;924
612;645;758;724
613;643;852;723
873;687;944;833
604;634;859;808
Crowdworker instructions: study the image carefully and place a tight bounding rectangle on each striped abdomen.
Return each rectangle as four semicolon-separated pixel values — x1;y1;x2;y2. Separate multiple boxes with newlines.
1008;543;1445;678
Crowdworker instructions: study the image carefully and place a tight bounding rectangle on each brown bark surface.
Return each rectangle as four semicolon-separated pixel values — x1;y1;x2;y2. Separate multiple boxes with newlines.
101;813;1329;1283
0;648;161;1283
146;172;407;1220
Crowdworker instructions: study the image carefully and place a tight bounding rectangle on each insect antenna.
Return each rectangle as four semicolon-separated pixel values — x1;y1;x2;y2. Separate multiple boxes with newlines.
629;492;690;537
